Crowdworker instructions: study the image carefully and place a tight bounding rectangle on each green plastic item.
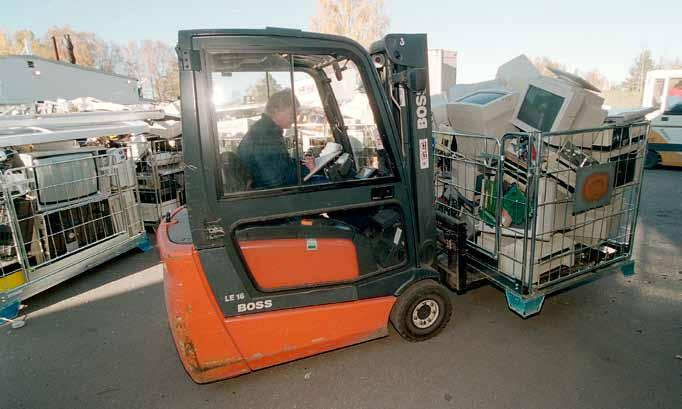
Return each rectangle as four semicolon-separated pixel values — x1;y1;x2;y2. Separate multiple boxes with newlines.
481;179;498;227
479;208;497;227
482;179;497;214
481;180;532;227
502;185;529;225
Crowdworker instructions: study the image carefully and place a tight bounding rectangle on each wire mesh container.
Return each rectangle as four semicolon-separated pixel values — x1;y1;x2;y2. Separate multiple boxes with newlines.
127;137;185;225
435;122;648;297
0;147;144;303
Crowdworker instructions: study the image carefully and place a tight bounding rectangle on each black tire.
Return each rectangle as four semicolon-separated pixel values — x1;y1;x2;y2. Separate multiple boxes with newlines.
644;149;660;169
390;279;452;342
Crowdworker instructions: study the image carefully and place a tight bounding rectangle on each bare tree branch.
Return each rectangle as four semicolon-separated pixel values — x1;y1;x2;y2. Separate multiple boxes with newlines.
310;0;389;47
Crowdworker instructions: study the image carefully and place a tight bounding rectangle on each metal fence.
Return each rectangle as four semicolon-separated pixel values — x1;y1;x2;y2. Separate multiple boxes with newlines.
434;122;648;297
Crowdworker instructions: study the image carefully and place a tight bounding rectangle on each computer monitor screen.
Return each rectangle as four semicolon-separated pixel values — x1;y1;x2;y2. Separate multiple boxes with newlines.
458;91;508;105
516;85;565;132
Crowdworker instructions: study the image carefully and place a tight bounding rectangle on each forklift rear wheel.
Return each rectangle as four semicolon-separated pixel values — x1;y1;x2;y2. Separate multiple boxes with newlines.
390;280;452;342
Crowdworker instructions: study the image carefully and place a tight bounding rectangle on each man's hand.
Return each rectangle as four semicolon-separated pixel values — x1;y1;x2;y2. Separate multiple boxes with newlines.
303;155;315;172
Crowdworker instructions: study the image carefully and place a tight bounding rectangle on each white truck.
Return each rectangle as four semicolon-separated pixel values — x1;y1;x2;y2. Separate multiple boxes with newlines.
641;69;682;167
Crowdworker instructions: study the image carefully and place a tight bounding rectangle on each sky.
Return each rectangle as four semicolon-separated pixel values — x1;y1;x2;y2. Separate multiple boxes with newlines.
2;0;680;84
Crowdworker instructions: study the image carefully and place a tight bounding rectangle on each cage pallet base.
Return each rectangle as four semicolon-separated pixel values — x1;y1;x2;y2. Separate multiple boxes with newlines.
0;293;21;320
505;290;545;318
620;260;635;276
137;234;153;252
0;233;148;319
501;259;636;318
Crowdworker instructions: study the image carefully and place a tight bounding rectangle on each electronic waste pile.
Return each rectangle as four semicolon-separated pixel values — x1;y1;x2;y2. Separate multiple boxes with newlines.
432;55;648;291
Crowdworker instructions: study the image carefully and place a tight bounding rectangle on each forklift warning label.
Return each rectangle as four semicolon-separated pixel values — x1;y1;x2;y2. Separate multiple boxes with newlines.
419;139;429;169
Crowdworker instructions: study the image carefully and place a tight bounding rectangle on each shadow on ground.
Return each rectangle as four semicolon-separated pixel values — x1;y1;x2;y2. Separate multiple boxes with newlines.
20;238;161;314
0;171;680;409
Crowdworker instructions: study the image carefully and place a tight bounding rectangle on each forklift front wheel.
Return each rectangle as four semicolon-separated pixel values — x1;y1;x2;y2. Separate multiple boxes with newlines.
390;280;452;342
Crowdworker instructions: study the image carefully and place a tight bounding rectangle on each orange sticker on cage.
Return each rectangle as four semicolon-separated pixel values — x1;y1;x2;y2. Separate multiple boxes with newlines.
582;172;610;202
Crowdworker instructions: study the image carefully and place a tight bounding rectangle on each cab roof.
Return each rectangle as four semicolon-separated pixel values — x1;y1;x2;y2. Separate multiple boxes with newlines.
177;27;366;51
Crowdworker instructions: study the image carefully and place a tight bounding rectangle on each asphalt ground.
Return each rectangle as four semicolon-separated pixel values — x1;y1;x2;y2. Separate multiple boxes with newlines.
1;169;681;409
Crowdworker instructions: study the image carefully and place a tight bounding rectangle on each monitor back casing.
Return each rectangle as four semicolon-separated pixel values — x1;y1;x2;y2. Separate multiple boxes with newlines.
19;147;110;212
447;90;520;140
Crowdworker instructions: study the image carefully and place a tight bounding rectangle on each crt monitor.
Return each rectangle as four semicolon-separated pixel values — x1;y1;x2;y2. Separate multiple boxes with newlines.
446;89;519;140
445;90;519;202
512;77;607;135
21;150;102;210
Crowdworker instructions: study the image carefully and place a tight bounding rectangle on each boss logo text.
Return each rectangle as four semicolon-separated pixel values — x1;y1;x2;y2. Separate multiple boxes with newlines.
237;300;273;312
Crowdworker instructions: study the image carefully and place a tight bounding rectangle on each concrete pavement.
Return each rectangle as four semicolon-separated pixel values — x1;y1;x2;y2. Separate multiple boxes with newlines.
1;169;680;409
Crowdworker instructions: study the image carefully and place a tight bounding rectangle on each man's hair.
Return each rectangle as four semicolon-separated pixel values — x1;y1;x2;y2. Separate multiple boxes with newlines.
265;88;300;116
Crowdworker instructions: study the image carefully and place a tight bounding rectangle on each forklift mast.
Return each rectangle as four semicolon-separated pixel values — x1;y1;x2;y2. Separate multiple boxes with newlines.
370;34;437;266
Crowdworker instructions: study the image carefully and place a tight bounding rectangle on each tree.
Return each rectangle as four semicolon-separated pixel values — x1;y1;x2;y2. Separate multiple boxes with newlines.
9;29;50;57
246;73;284;104
531;56;567;76
310;0;389;47
658;57;682;70
0;30;11;55
43;26;114;71
583;69;610;91
155;61;180;102
623;49;657;92
138;40;180;101
116;41;143;78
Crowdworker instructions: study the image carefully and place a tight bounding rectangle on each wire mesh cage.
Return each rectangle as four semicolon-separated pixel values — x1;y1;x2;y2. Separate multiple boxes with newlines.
0;147;143;298
127;137;185;225
435;122;648;296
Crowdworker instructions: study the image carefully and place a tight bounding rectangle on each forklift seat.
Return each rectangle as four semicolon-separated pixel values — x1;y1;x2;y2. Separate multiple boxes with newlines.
221;151;253;193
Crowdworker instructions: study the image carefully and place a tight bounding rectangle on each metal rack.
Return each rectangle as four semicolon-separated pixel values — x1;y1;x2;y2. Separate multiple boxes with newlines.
0;148;147;318
0;111;158;319
434;122;648;317
128;137;185;226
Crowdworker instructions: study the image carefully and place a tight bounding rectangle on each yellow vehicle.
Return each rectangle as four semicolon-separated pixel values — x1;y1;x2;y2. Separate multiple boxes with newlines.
642;69;682;168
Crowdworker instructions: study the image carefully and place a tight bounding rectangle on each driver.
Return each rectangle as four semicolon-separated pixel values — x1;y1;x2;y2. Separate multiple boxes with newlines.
237;89;315;189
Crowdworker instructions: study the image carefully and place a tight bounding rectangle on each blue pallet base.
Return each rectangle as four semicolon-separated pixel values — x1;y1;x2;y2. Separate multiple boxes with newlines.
505;290;545;318
136;234;153;252
0;299;21;321
620;261;635;276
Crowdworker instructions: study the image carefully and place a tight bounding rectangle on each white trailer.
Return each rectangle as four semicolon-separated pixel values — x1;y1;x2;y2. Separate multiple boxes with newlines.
641;69;682;167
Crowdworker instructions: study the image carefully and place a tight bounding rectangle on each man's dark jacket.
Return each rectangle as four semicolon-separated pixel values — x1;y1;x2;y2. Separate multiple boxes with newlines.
237;114;301;189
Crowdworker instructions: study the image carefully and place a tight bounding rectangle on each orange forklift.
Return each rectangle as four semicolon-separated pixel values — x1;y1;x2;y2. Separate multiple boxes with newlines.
159;28;456;383
158;28;643;383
